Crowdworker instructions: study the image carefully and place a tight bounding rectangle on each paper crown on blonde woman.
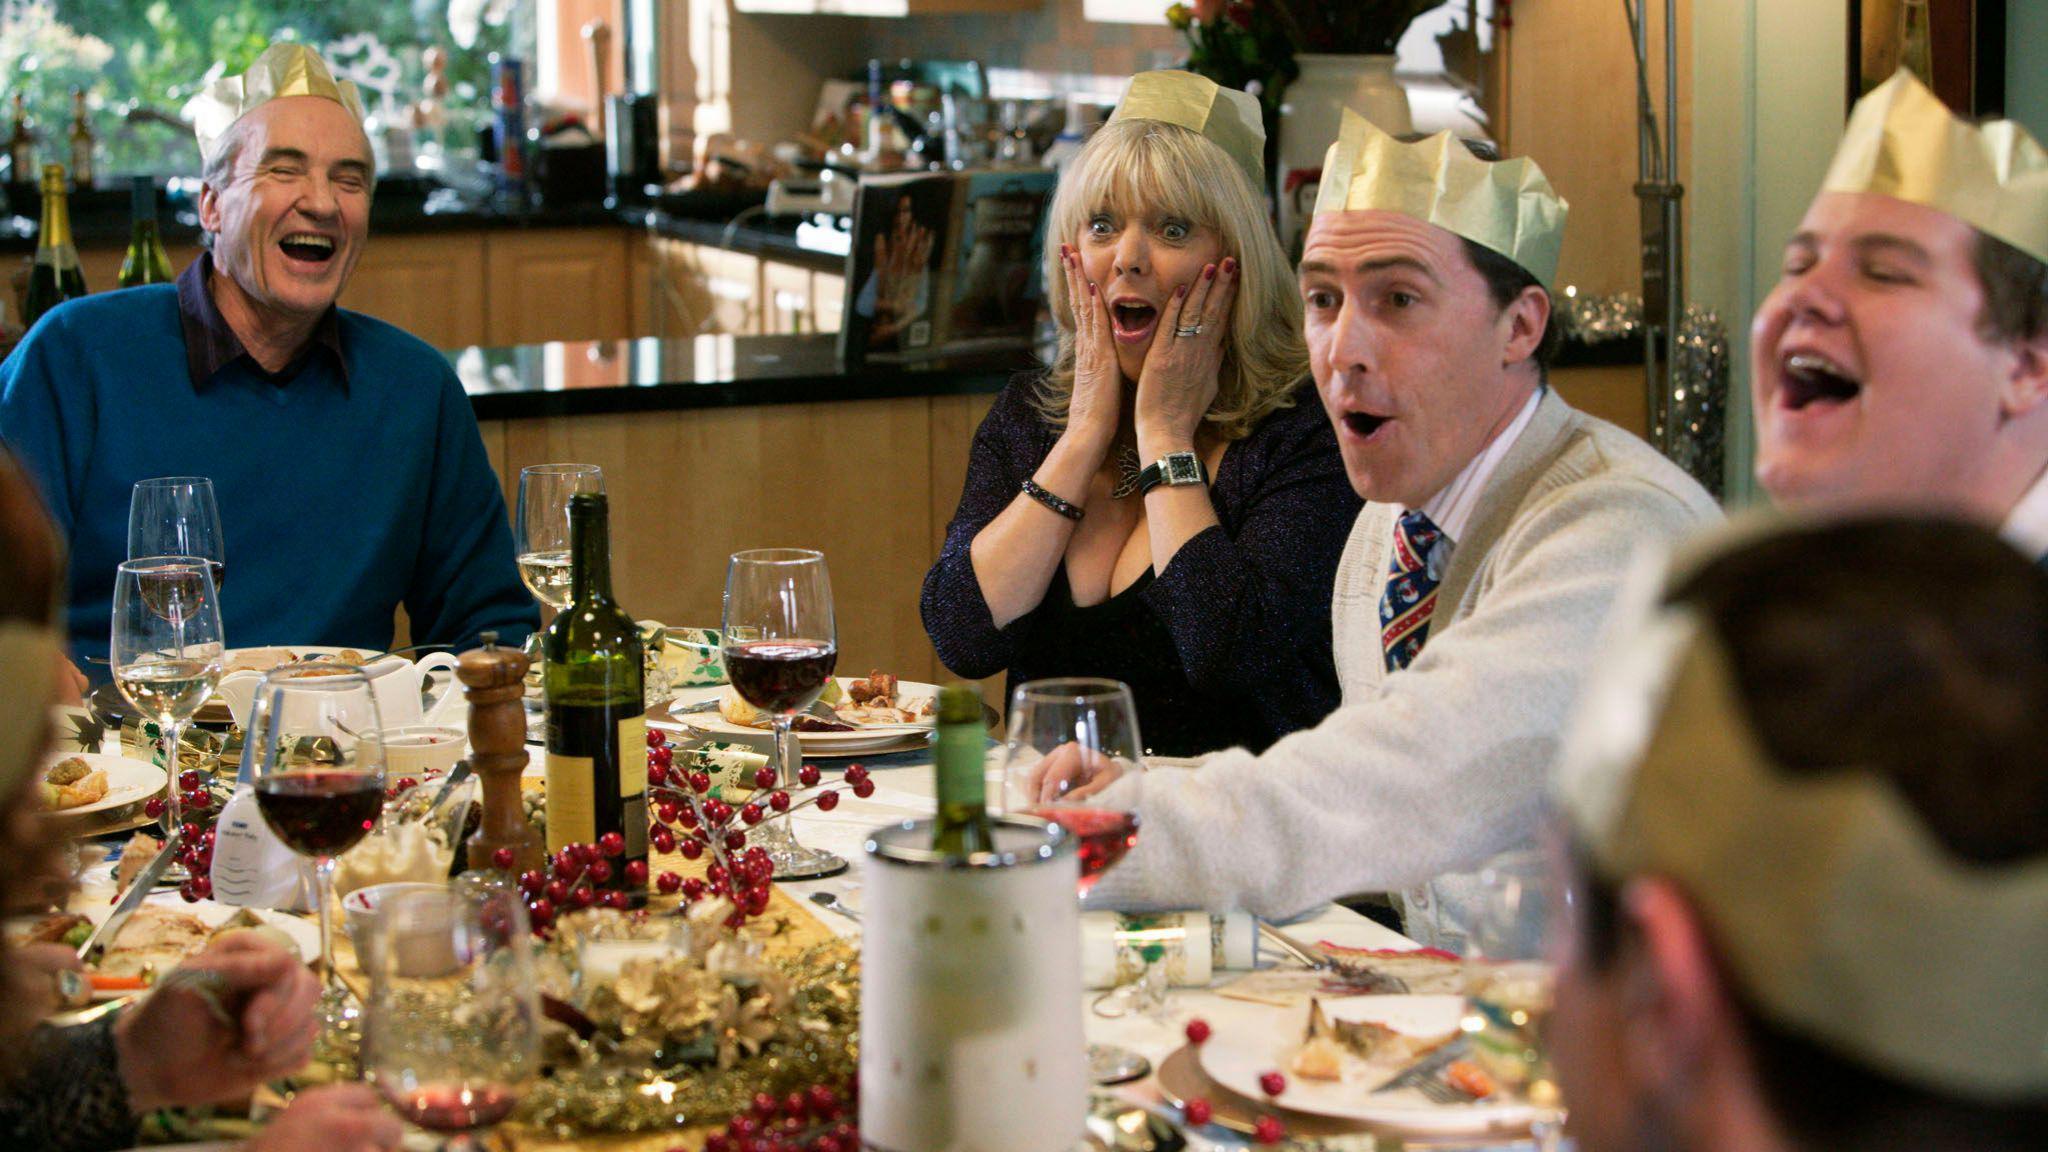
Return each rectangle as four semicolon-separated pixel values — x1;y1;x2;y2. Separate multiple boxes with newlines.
1555;516;2048;1101
1821;69;2048;264
1110;70;1267;191
184;43;368;167
1312;108;1567;287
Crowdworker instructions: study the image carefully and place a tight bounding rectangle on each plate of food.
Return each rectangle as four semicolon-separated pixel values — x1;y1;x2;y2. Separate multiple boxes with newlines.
1197;996;1538;1133
38;752;163;819
15;902;315;998
656;670;939;757
90;646;389;728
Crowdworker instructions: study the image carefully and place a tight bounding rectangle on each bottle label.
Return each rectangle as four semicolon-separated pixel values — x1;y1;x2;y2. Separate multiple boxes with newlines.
544;714;648;853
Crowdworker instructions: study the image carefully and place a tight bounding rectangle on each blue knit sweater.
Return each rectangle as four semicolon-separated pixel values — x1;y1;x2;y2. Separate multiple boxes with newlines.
0;285;536;666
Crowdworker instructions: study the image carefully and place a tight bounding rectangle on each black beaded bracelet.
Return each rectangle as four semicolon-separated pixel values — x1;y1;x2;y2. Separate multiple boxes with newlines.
1021;477;1084;521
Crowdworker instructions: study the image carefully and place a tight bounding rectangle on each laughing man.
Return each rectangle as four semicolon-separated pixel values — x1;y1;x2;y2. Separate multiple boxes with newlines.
0;44;534;670
1075;112;1720;948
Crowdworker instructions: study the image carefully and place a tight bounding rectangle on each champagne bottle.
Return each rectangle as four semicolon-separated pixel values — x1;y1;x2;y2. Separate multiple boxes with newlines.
930;681;995;857
23;164;87;328
118;176;173;287
66;88;93;190
542;492;647;904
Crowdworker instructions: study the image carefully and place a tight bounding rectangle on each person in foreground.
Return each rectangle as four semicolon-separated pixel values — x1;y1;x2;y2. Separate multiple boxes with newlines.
1751;69;2048;553
922;70;1359;756
1550;514;2048;1152
0;450;402;1152
0;42;535;672
1072;111;1720;948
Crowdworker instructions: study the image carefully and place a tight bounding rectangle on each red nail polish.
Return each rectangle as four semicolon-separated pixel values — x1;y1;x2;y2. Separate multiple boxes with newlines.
1205;264;1217;280
1224;258;1237;274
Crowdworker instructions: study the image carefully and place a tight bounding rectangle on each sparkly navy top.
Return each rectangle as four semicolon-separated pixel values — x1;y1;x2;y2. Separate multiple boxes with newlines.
921;374;1361;756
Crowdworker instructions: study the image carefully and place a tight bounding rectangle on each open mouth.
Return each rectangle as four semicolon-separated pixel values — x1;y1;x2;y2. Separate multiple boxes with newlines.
1779;351;1861;410
278;233;337;265
1110;300;1159;344
1342;412;1390;441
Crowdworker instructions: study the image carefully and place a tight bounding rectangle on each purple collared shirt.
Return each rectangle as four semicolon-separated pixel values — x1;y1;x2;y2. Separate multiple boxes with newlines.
175;251;348;388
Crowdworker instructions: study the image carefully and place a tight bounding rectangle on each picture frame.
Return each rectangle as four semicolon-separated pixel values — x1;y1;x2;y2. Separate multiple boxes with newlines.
1848;0;2006;116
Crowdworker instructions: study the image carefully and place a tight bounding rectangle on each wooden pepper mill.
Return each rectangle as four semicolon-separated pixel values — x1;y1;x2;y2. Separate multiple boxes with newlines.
460;632;544;873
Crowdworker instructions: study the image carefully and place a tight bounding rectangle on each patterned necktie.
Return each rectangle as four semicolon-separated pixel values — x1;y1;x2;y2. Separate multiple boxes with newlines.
1380;509;1445;672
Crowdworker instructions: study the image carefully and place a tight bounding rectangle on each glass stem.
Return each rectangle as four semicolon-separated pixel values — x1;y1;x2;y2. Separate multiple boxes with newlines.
315;855;338;991
162;719;184;835
774;715;798;789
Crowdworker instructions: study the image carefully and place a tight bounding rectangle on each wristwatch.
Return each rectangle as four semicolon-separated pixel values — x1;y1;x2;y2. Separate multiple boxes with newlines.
1137;451;1209;496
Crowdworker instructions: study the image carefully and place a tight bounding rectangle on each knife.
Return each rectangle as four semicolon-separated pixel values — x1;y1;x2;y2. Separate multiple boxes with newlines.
78;831;182;965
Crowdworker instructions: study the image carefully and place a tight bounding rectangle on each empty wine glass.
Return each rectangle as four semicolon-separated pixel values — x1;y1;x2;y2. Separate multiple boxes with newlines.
128;478;225;592
366;883;541;1150
721;548;844;880
1462;850;1567;1146
246;663;387;1054
111;556;225;842
515;464;604;612
995;677;1147;1084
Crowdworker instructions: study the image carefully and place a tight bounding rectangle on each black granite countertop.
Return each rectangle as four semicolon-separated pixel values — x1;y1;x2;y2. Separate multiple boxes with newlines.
453;332;1029;421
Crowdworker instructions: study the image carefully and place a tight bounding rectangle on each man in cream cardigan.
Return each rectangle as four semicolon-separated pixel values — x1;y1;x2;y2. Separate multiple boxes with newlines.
1078;113;1720;949
1747;71;2048;557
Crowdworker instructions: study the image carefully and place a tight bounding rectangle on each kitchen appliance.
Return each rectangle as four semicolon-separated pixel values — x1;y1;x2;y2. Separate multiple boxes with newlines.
606;94;660;202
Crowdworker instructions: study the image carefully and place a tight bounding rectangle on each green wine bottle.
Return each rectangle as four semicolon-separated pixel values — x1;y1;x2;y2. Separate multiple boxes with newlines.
542;492;648;904
930;681;996;857
23;163;86;328
118;176;173;287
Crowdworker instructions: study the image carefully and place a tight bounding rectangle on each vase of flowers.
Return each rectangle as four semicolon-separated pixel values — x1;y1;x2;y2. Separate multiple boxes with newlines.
1165;1;1300;189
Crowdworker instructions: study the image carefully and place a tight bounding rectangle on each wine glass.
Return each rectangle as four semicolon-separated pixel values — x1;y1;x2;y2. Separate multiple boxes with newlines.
128;478;226;592
366;883;541;1150
721;548;844;879
246;663;387;1052
111;556;225;843
995;677;1147;1084
1461;850;1567;1147
515;464;604;612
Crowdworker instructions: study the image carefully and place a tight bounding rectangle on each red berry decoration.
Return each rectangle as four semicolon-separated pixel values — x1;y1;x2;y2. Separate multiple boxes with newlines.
646;728;667;748
646;764;668;788
681;877;705;900
1258;1071;1287;1098
725;830;748;851
689;771;712;794
178;769;203;792
598;831;626;857
651;826;677;854
1182;1098;1213;1126
491;847;516;870
753;766;778;790
518;870;545;896
851;779;876;799
656;871;682;895
651;743;673;766
815;790;840;811
144;796;166;820
1253;1114;1286;1145
740;802;764;826
185;790;211;811
570;887;596;909
844;764;869;785
677;805;700;829
797;764;821;787
680;838;704;860
624;859;649;886
1185;1018;1212;1046
587;859;614;884
603;891;632;910
545;879;570;905
656;801;681;823
768;790;791;812
704;799;733;825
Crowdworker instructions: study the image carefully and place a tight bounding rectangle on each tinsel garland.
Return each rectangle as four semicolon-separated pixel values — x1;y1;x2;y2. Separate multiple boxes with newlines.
1554;290;1730;499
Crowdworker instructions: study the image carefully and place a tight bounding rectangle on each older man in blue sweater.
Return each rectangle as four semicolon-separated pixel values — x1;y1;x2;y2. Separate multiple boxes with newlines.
0;44;534;673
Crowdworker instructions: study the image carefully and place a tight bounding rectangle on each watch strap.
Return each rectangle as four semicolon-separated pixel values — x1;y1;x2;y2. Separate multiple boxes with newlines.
1137;452;1209;496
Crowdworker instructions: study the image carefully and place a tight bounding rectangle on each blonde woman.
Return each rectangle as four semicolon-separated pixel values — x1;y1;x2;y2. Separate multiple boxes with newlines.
922;72;1358;755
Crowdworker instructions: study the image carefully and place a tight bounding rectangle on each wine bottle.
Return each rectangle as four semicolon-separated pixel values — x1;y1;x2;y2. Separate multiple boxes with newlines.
23;163;87;329
118;176;173;287
5;92;32;197
66;87;93;190
542;492;647;904
930;681;995;858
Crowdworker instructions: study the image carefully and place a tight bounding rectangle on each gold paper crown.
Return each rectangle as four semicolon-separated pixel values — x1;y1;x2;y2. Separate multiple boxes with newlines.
1313;109;1568;287
1110;70;1266;192
184;43;368;167
1556;518;2048;1100
1822;70;2048;264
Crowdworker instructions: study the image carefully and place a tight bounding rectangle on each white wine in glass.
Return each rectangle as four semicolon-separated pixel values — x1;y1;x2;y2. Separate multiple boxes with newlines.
128;477;225;592
111;556;224;841
516;464;603;610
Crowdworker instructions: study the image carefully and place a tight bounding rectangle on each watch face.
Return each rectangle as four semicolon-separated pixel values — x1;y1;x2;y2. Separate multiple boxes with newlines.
1165;453;1202;484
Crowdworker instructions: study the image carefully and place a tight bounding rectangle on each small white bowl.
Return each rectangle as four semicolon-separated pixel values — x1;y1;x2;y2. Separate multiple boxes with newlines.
342;880;448;965
380;726;466;779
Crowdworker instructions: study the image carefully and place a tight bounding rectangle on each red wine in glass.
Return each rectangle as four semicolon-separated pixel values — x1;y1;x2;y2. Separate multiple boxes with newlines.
254;770;384;856
1033;807;1139;892
725;639;837;714
385;1082;522;1132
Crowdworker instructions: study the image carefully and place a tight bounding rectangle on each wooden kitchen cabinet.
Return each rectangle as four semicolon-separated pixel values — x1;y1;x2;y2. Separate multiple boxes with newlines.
483;229;634;345
733;0;1038;12
813;270;844;335
341;233;489;349
642;236;763;337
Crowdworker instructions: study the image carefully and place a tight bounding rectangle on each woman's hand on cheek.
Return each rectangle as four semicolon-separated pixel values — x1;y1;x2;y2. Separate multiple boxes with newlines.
1061;242;1121;454
1135;257;1238;453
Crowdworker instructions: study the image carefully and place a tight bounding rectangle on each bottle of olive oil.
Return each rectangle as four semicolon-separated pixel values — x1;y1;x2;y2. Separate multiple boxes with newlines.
542;492;647;904
118;177;173;287
930;681;995;858
23;163;86;328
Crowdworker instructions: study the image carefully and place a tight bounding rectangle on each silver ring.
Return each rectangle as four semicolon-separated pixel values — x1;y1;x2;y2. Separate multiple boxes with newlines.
1174;323;1203;337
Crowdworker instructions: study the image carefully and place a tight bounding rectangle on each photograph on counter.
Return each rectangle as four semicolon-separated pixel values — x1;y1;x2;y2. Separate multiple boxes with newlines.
843;175;950;360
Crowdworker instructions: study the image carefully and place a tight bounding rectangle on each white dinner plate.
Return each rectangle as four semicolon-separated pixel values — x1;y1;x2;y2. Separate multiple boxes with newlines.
659;678;938;757
1197;995;1538;1133
40;752;164;818
218;644;388;674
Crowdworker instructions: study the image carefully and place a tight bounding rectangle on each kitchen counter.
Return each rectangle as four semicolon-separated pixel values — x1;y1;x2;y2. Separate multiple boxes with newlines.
454;331;1029;421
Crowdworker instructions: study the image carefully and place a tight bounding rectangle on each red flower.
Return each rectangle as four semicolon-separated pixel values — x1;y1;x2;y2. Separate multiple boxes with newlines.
1193;0;1224;22
1224;1;1254;29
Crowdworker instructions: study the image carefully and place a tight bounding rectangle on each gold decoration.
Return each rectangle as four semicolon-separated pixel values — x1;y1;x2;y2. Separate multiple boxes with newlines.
1820;69;2048;265
1557;531;2048;1100
183;43;369;166
1312;108;1568;287
1111;69;1267;190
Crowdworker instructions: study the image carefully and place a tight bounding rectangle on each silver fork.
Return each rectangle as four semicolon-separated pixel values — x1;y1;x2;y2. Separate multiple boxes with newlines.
1375;1039;1471;1104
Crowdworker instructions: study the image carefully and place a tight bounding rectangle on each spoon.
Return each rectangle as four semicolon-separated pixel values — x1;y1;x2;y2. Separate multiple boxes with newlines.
807;890;860;922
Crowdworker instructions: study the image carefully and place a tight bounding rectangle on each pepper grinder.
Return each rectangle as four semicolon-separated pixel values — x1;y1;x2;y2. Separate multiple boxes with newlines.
460;631;543;873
